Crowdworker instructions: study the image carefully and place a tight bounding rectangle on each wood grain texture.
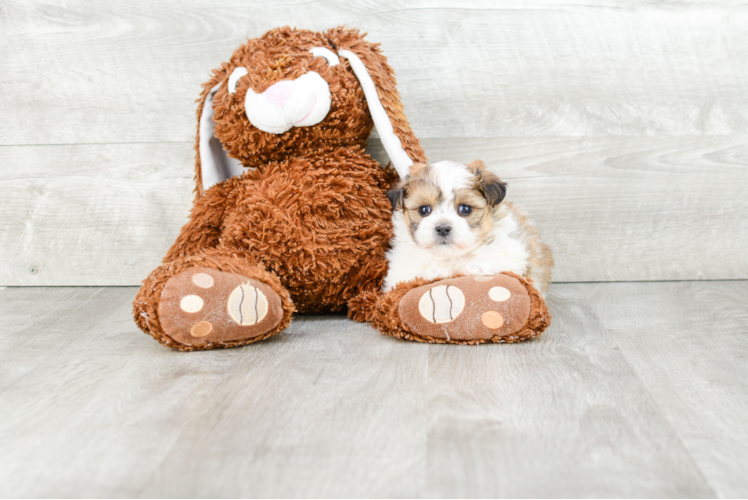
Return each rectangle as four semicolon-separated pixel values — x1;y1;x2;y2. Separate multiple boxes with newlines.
424;284;714;498
2;0;747;285
0;286;430;498
0;143;194;286
1;281;747;497
2;1;748;145
581;281;748;498
2;136;746;285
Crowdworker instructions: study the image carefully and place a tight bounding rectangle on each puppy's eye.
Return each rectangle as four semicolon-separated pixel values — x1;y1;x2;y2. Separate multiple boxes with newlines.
458;204;473;216
418;205;432;217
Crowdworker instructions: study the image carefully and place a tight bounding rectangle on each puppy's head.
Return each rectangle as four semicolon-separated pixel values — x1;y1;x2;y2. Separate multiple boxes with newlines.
387;160;507;254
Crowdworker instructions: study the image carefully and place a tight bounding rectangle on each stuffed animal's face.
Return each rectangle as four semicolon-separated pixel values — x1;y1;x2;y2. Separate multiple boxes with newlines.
212;28;374;163
196;26;426;194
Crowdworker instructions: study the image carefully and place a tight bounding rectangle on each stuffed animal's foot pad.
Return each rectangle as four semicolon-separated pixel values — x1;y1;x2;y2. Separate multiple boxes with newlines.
417;285;466;323
227;283;270;325
399;274;532;341
159;267;283;346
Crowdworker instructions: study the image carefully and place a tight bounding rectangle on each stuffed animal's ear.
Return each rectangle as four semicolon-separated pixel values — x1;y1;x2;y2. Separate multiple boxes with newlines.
468;160;507;207
194;78;245;196
338;38;427;179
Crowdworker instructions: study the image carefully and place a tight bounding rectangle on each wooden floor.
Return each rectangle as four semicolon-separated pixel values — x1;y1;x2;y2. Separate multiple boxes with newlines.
1;281;747;498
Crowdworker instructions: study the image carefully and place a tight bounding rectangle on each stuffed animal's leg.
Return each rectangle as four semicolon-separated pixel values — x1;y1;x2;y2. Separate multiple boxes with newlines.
355;272;551;345
133;248;293;351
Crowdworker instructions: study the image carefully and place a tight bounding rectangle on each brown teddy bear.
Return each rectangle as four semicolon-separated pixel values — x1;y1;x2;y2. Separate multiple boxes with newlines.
133;26;550;351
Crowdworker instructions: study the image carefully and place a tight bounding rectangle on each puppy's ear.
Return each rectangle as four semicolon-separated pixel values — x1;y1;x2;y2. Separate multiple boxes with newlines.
468;160;507;207
386;180;406;211
408;162;428;178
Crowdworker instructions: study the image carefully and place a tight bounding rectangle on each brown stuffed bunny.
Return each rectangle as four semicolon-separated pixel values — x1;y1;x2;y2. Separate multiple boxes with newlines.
133;26;550;351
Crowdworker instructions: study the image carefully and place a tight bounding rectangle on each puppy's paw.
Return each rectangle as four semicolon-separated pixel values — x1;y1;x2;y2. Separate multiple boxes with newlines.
463;261;503;276
422;265;452;282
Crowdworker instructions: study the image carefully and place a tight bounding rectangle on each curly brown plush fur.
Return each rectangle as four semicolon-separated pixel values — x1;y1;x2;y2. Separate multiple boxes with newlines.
192;26;426;197
133;27;427;349
133;26;550;350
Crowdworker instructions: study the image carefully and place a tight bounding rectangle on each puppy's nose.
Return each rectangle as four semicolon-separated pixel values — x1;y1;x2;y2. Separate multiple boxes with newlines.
435;224;452;237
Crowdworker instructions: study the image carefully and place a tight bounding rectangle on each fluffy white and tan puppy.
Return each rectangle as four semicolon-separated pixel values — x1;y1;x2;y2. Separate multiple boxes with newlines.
383;160;553;295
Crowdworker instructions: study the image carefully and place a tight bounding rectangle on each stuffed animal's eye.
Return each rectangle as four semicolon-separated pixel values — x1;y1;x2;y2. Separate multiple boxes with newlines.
228;67;248;94
458;204;473;216
418;205;432;216
310;47;340;66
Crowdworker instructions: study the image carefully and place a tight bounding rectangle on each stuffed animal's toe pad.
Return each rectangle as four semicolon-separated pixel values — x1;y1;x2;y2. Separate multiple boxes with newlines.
227;283;270;325
159;267;283;346
399;274;532;342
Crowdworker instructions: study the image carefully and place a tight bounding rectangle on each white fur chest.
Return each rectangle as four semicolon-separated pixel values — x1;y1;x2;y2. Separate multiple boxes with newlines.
383;211;531;291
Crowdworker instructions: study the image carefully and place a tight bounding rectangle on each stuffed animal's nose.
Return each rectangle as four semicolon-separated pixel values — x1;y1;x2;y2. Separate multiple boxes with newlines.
435;224;452;237
245;71;331;134
264;81;294;108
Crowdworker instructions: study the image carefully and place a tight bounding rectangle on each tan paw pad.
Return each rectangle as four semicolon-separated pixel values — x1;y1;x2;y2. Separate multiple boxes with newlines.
227;284;268;326
191;321;213;337
180;295;204;313
488;286;511;302
192;272;214;288
418;285;465;323
482;311;504;329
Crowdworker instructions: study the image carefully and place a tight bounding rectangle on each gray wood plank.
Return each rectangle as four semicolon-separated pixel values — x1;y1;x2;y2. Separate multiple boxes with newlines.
580;281;748;498
423;284;715;498
137;316;429;498
3;282;746;497
2;135;746;285
0;286;134;392
0;287;429;498
2;1;748;145
3;0;747;286
0;143;194;286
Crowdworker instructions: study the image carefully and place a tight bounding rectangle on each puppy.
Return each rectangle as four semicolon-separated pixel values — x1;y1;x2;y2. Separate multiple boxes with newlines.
383;160;553;295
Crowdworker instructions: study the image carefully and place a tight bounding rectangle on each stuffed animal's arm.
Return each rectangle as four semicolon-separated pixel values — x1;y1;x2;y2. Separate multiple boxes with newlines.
162;184;233;263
